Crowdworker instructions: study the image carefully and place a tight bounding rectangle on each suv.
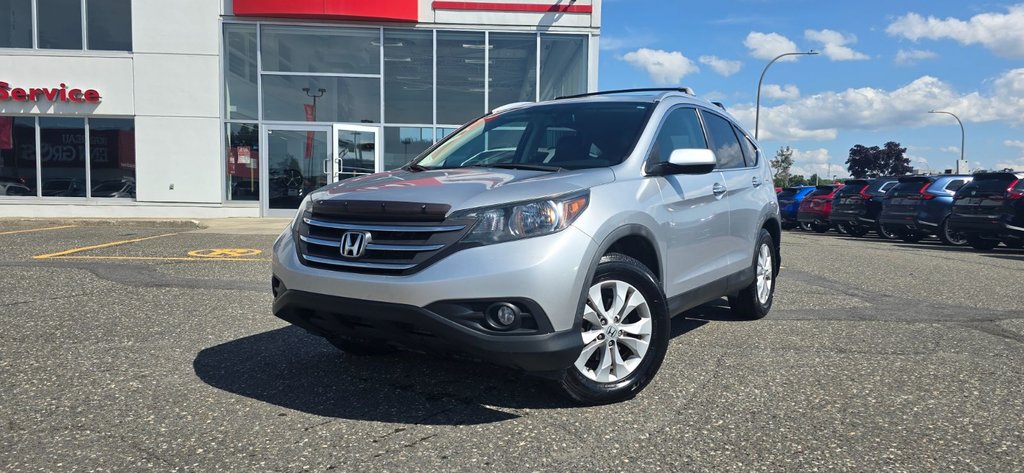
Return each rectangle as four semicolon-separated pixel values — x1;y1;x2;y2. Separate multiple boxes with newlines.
879;175;972;244
949;171;1024;250
777;186;816;229
829;177;900;238
797;184;843;233
271;89;781;405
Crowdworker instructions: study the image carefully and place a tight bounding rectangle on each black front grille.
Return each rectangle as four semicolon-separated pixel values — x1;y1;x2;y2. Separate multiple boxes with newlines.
297;210;475;275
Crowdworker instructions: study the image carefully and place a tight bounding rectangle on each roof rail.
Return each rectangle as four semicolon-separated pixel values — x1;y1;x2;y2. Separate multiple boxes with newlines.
555;87;695;100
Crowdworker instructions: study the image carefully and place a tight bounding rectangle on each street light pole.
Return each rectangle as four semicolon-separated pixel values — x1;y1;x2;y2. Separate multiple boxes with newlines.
928;110;965;169
755;50;818;140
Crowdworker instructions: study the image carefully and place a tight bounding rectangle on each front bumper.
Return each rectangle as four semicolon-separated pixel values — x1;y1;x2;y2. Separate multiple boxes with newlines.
272;289;582;372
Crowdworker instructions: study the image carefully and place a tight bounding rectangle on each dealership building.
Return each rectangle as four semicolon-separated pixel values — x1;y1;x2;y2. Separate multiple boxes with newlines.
0;0;600;217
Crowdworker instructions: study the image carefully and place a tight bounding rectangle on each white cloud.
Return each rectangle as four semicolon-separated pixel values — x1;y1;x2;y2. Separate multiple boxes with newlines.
886;5;1024;58
787;148;849;178
761;84;800;100
894;48;938;65
939;146;960;154
729;69;1024;142
1005;140;1024;150
698;55;742;76
744;32;800;61
995;157;1024;170
805;29;869;61
621;48;699;85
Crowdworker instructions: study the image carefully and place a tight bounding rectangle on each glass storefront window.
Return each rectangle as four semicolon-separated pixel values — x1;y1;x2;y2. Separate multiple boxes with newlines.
0;0;32;48
383;127;432;170
37;0;82;49
488;33;537;111
88;118;135;198
38;117;86;197
0;117;37;197
438;127;458;140
437;31;485;125
86;0;132;51
262;75;380;123
225;24;258;120
261;25;379;74
225;123;260;201
384;29;432;124
540;34;588;100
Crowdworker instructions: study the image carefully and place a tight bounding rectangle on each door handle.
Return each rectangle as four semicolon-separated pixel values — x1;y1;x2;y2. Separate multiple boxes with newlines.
713;183;727;196
752;176;763;187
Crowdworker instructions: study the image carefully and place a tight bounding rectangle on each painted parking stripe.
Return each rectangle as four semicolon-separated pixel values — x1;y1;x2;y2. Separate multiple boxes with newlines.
0;224;79;236
41;255;269;262
33;232;180;259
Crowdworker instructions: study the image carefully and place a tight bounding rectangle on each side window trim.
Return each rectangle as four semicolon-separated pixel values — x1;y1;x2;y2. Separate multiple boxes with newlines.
697;107;759;170
641;105;708;175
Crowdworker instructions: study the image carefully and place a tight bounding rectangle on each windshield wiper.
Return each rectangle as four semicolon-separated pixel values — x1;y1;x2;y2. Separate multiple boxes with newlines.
473;163;565;172
405;163;428;172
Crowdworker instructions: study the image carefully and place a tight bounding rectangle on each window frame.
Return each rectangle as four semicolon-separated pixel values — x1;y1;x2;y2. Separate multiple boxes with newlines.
642;105;709;175
1;0;132;52
698;108;749;171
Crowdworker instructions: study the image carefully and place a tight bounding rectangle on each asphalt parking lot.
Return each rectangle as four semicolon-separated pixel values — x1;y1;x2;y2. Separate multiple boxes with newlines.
2;220;1023;471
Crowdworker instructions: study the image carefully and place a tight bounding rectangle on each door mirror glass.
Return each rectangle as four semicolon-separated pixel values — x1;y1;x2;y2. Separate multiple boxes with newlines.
666;148;716;174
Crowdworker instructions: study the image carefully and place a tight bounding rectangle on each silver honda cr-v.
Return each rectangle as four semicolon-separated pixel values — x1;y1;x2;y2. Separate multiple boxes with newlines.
271;88;781;404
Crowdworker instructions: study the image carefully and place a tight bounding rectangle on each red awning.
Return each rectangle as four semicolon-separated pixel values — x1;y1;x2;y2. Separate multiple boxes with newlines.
233;0;419;22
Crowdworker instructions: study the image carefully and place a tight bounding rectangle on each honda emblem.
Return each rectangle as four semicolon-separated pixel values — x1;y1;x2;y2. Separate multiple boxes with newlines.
340;231;370;258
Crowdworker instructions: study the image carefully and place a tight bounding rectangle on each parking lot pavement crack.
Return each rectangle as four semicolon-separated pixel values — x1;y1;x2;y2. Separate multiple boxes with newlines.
0;260;264;292
0;289;106;308
371;433;440;459
958;321;1024;346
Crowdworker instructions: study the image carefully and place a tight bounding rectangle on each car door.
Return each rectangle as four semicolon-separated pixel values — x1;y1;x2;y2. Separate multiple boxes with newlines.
648;106;732;298
700;109;759;274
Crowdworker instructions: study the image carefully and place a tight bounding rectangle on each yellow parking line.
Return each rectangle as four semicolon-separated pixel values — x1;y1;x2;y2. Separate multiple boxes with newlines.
41;255;269;262
0;224;79;236
33;232;180;259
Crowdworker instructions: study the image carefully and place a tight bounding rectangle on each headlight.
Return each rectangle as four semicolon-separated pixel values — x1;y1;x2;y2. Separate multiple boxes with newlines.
291;195;313;229
453;191;589;245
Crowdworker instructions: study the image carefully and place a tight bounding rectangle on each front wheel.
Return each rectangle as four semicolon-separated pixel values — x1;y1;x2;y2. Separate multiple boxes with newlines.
728;229;777;320
557;253;669;405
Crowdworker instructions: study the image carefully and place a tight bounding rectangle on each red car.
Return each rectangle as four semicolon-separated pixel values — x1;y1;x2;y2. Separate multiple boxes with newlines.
797;184;844;233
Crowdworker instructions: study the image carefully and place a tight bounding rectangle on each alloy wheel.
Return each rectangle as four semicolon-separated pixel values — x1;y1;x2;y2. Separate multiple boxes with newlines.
756;243;773;304
576;280;652;383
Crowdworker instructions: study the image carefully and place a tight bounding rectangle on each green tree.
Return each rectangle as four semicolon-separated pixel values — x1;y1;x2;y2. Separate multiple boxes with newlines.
770;146;794;187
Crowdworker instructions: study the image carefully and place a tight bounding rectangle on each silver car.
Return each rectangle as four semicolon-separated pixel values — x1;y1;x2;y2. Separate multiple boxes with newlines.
272;89;781;404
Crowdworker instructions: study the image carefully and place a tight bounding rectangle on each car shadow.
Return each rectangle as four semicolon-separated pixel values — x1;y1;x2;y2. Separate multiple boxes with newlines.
193;304;723;425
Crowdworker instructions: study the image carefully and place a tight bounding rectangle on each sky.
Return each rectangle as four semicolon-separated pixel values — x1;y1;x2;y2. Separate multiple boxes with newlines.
597;0;1024;178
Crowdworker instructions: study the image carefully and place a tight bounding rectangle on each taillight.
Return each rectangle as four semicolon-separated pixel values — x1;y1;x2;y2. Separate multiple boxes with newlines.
858;185;871;200
915;182;936;200
1008;179;1024;200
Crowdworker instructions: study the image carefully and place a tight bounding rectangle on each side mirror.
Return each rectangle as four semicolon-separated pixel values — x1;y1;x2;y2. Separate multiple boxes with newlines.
660;148;717;175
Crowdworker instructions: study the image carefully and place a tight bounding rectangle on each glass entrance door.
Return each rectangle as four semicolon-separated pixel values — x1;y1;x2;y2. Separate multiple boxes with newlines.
262;125;331;216
333;124;380;181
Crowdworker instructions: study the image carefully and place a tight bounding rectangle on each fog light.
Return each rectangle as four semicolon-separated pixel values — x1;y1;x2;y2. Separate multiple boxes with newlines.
486;303;521;330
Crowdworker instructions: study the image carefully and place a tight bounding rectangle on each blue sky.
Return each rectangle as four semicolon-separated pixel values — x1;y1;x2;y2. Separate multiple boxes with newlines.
598;0;1024;177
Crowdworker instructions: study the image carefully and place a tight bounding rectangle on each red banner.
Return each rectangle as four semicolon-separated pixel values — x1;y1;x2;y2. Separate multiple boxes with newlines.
304;103;315;159
0;117;12;150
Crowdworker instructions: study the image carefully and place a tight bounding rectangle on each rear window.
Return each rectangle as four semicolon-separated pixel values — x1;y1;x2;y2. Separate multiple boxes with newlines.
836;182;867;196
809;186;834;197
889;180;929;197
777;188;797;199
961;175;1018;195
866;180;898;195
942;179;967;192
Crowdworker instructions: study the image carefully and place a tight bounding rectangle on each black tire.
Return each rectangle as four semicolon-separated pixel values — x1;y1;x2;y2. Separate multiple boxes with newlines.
899;232;923;243
877;223;898;240
781;221;796;230
834;222;850;235
846;225;869;237
812;223;830;233
1004;239;1024;249
798;222;813;232
938;217;968;246
326;336;395;356
557;253;670;405
728;229;777;320
966;236;1000;251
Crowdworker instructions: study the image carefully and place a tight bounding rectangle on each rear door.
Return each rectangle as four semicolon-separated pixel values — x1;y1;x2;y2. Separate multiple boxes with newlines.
649;106;731;298
885;177;932;217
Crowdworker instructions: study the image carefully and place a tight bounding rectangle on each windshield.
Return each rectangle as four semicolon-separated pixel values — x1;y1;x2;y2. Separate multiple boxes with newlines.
412;101;653;171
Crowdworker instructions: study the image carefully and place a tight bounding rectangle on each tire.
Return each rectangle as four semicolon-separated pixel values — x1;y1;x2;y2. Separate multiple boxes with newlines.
557;253;669;405
728;229;777;320
798;222;813;232
1004;239;1024;249
938;218;968;246
899;232;923;243
834;222;850;235
781;221;796;230
846;225;869;237
812;223;830;233
326;336;395;356
877;223;898;240
966;236;1000;251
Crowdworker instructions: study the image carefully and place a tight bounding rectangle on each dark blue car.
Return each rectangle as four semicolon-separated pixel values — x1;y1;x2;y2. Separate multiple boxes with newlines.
777;186;816;229
878;175;973;245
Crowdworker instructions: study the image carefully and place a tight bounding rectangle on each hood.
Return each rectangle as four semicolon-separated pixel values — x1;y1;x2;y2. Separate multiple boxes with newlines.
309;167;615;215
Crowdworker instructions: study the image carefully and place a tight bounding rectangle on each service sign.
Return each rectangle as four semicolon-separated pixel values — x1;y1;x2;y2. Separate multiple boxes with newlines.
0;81;101;104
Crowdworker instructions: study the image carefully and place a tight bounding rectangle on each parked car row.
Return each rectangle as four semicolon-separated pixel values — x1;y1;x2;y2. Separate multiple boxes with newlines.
777;171;1024;250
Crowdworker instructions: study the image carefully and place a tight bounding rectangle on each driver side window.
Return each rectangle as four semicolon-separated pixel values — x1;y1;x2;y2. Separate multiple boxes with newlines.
650;107;707;163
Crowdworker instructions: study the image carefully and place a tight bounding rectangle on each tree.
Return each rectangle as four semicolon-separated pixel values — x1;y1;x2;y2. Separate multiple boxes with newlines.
770;146;794;187
846;141;913;178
